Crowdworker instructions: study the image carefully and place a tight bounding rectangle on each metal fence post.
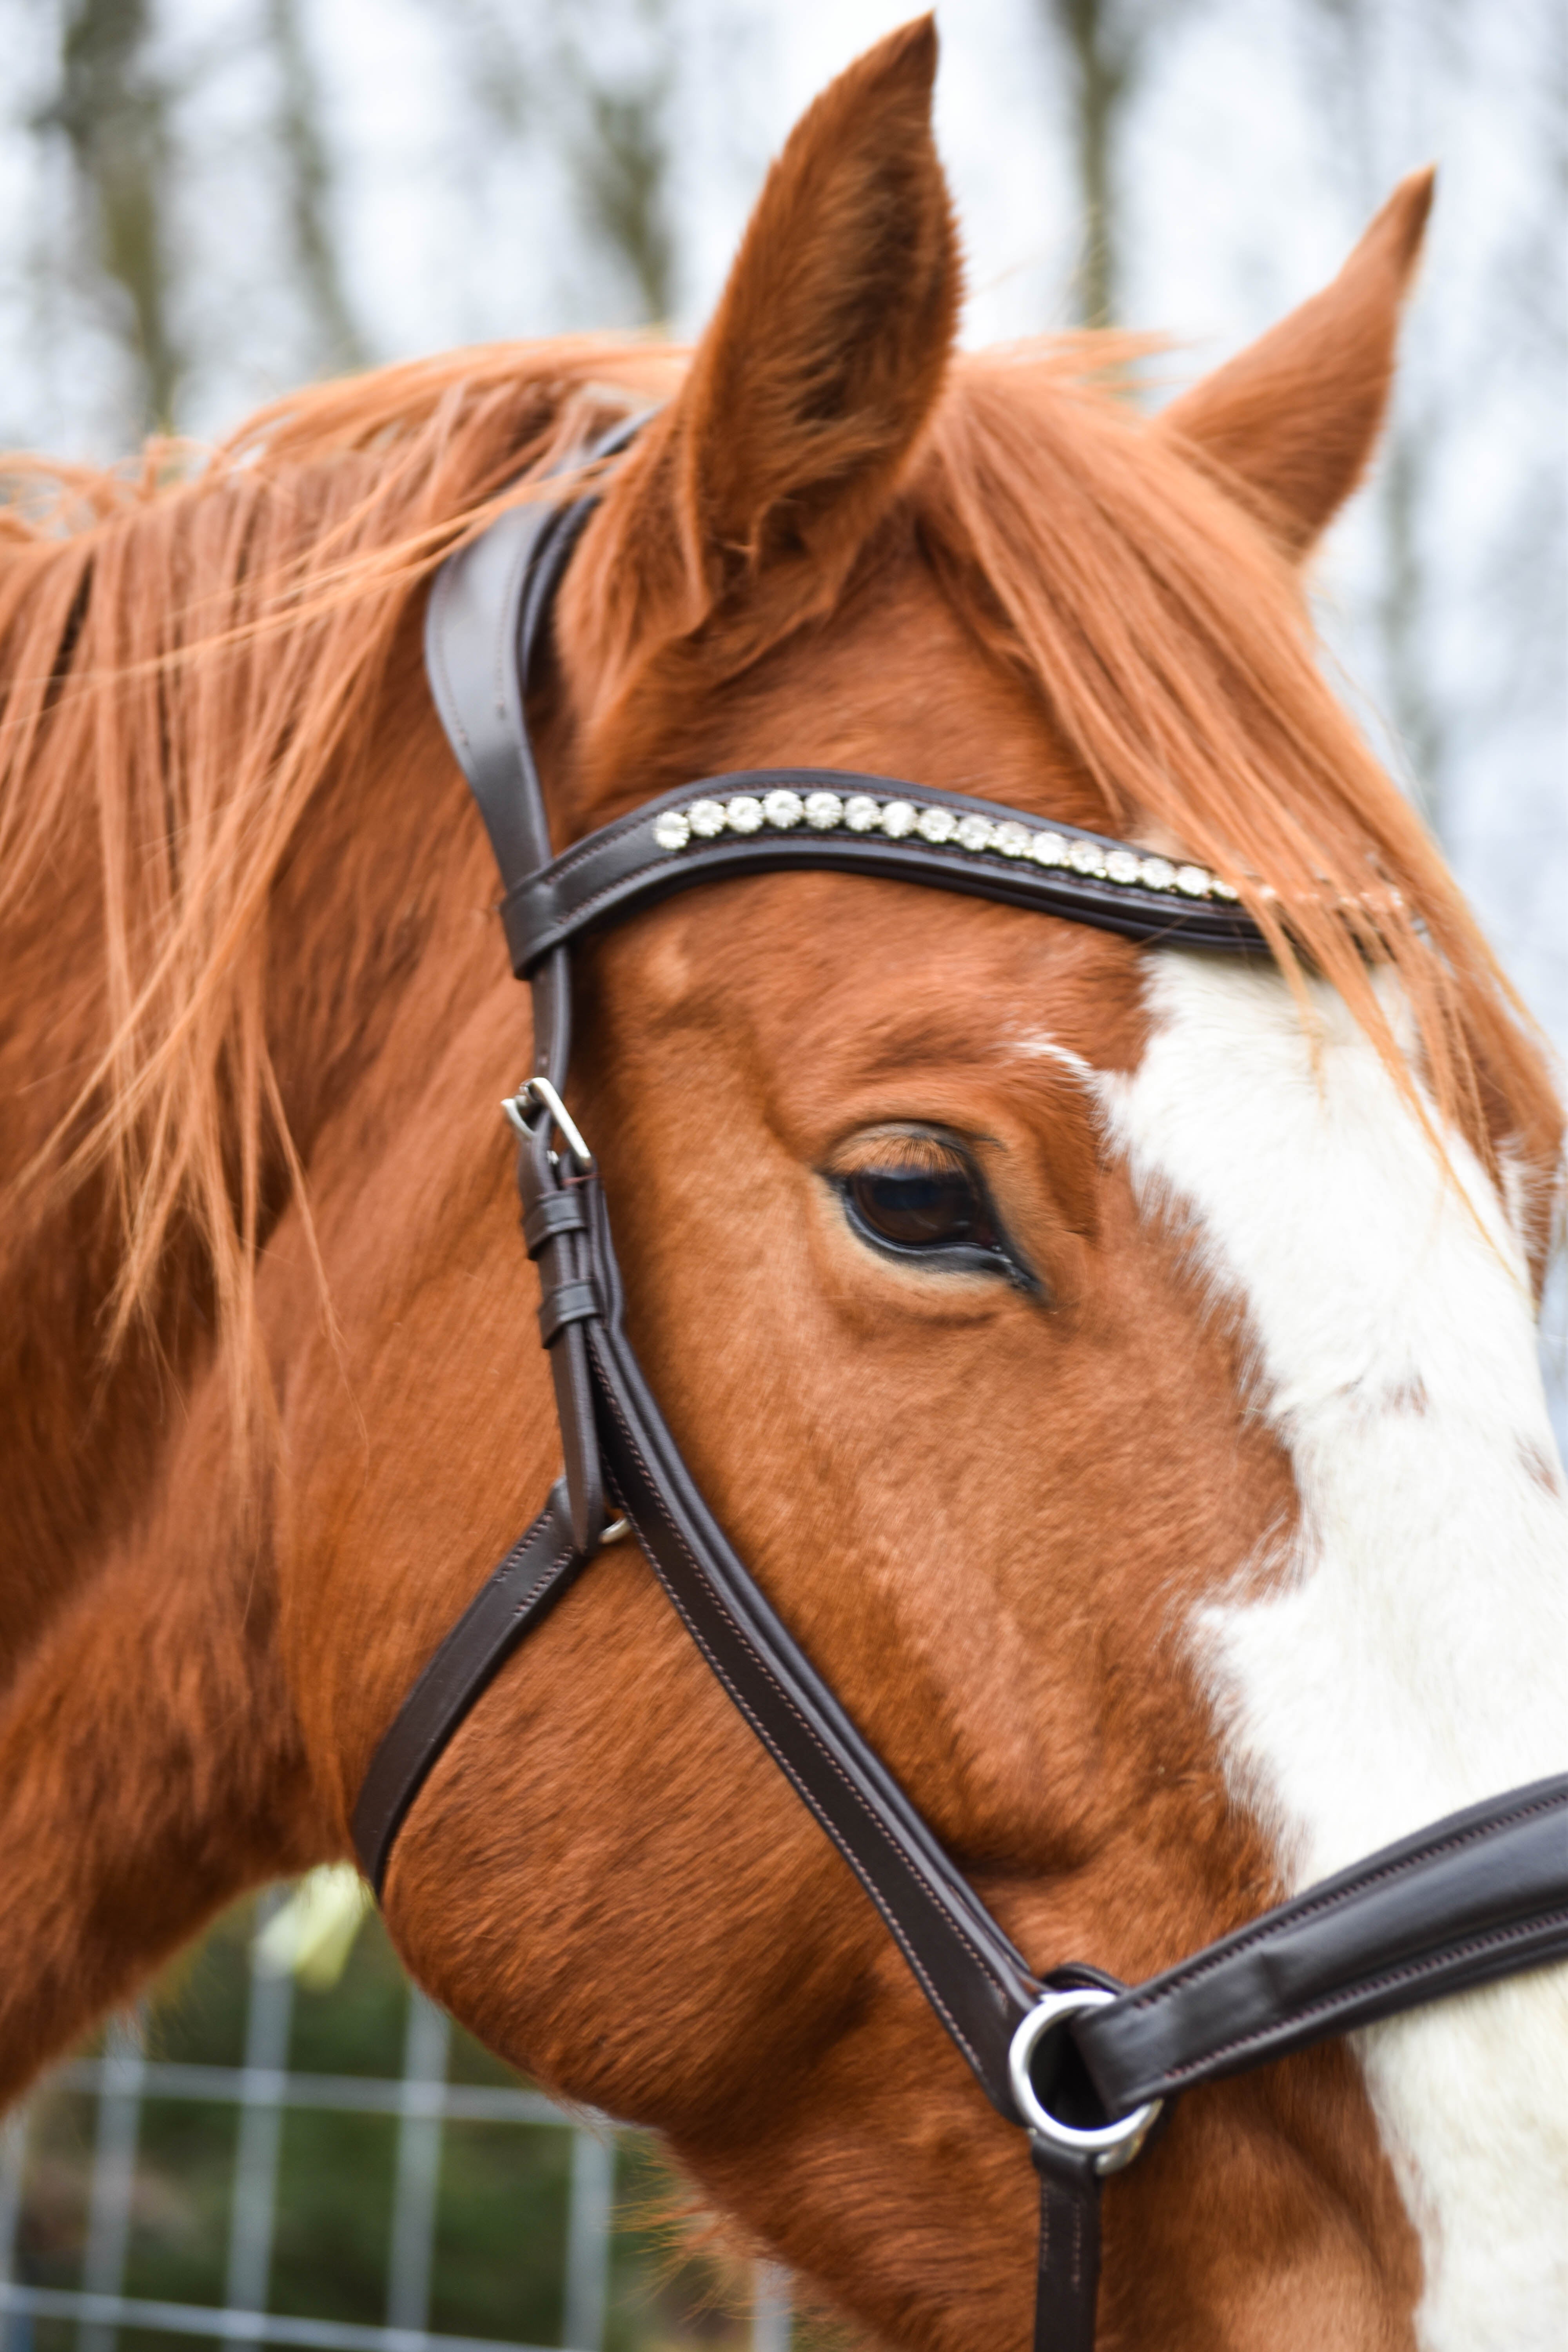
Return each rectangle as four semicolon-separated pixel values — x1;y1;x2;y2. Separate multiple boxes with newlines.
0;2110;29;2352
3;1886;801;2352
561;2131;613;2352
78;2015;145;2352
385;1993;450;2337
227;1894;297;2343
750;2263;791;2352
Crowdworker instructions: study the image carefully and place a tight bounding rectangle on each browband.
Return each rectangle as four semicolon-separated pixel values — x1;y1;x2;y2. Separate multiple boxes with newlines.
498;773;1265;973
357;430;1568;2352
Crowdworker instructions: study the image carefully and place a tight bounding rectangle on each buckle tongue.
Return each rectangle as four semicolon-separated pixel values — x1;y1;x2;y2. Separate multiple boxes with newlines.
502;1074;592;1167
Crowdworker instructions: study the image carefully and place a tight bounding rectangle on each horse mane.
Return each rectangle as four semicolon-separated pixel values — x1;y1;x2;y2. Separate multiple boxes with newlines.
0;334;1559;1430
0;339;681;1427
911;353;1563;1205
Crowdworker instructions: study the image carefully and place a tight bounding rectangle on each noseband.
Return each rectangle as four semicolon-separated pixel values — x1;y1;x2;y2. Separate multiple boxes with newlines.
353;426;1568;2348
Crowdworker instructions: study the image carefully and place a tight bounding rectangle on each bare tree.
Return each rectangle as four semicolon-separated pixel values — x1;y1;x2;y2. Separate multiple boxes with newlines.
1296;0;1454;831
1472;8;1568;783
556;0;677;326
265;0;365;375
420;0;678;329
38;0;181;430
1037;0;1165;326
573;71;675;325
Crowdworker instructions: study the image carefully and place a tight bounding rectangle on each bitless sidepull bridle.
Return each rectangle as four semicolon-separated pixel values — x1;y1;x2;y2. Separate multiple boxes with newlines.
352;430;1568;2349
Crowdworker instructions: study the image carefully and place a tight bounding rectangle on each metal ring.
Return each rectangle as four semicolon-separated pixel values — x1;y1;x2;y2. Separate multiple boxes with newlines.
1007;1988;1163;2176
597;1516;632;1547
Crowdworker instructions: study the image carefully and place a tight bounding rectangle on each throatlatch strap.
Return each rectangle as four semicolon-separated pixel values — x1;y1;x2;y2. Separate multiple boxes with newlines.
352;1485;582;1893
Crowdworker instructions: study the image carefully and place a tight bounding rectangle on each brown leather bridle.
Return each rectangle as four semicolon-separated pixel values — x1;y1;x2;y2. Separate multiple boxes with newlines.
352;426;1568;2350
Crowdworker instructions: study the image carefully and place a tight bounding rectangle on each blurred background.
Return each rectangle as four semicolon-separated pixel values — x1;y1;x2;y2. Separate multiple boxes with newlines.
0;3;1562;2349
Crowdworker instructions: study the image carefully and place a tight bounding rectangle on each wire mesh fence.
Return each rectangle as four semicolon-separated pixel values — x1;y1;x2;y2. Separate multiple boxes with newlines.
0;1888;793;2352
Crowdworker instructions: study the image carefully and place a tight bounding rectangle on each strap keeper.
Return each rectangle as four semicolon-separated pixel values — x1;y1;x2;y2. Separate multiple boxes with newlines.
523;1191;588;1256
503;882;552;978
537;1278;600;1349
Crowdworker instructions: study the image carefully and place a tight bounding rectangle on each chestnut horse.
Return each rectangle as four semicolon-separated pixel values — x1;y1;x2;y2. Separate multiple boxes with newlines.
2;21;1564;2348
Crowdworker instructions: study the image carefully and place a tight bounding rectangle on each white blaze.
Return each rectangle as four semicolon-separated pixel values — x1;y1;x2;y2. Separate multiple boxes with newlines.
1101;953;1568;2351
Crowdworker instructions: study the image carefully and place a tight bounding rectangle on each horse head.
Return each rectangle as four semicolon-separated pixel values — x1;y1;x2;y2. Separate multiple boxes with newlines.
1;19;1562;2350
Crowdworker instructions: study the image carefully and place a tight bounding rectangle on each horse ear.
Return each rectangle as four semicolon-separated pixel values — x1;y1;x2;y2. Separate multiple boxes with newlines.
577;16;959;672
1158;169;1436;558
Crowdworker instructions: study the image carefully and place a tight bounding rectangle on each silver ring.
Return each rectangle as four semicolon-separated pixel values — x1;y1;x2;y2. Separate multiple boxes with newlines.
1007;1988;1163;2176
597;1516;632;1547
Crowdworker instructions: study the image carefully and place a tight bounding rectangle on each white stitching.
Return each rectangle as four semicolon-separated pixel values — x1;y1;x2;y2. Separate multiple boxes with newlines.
1118;1788;1568;2016
1138;1906;1568;2094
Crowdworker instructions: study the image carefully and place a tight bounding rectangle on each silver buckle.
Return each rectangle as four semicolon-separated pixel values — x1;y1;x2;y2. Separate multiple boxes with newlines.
1007;1987;1163;2176
502;1074;592;1167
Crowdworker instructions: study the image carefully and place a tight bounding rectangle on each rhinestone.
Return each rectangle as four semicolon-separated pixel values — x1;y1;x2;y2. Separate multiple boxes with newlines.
955;813;994;853
1210;876;1241;902
1175;864;1212;898
1030;831;1068;867
880;800;918;838
687;797;727;838
1138;855;1177;892
843;795;880;832
803;790;844;829
916;806;957;845
652;809;690;852
1105;848;1142;886
726;794;764;834
763;787;805;829
1068;839;1108;877
993;821;1032;858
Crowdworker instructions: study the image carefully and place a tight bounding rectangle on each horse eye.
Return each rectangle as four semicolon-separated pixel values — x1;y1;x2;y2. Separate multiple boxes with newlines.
842;1163;994;1254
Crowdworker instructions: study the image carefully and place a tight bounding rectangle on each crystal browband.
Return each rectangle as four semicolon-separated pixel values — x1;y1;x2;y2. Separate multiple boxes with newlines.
497;770;1270;975
650;785;1241;900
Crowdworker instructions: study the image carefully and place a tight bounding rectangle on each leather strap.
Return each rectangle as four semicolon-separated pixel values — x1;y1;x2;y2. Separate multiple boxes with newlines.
500;773;1267;975
1031;2145;1101;2352
554;1167;1044;2115
537;1278;601;1347
352;1484;583;1892
522;1190;588;1252
422;417;651;904
422;483;574;1093
355;1144;1047;2112
1077;1770;1568;2114
423;495;563;895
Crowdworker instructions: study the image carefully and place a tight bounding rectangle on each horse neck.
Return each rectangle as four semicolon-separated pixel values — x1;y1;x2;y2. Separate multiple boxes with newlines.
0;617;476;1671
